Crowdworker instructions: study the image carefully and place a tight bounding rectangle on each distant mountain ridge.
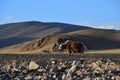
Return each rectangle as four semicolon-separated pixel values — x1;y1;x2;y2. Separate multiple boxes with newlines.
0;21;92;48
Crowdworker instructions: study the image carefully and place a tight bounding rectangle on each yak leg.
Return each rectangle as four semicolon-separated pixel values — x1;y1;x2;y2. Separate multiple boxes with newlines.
80;48;84;56
66;48;72;56
73;49;78;53
80;51;84;56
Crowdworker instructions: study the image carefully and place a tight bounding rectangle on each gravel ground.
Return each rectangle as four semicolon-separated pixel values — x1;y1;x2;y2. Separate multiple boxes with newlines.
0;53;120;80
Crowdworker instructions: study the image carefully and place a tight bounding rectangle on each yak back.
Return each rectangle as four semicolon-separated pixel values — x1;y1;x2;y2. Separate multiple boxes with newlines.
66;41;84;53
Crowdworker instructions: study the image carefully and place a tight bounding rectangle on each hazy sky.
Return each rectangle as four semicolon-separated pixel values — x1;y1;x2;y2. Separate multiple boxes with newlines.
0;0;120;29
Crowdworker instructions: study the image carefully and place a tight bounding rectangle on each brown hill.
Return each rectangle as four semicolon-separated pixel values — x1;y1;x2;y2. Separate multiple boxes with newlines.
0;29;120;54
0;21;91;48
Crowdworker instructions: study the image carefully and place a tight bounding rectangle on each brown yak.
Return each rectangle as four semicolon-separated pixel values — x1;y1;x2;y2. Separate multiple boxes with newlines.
59;40;85;56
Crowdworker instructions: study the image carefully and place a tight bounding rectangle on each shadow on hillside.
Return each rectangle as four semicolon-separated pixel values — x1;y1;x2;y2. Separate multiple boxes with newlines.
58;35;120;50
0;37;35;48
0;35;120;50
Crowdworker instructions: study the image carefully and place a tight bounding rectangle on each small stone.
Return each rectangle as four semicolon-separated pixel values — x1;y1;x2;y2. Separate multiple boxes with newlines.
62;74;67;80
68;65;77;73
51;61;56;64
114;75;120;80
66;72;72;79
111;76;115;80
53;74;57;78
14;77;21;80
35;76;41;79
72;60;77;65
28;61;39;70
25;75;33;80
37;68;45;72
76;70;82;76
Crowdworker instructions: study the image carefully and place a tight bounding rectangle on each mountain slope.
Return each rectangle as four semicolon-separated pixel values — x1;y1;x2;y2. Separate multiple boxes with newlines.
0;21;91;48
0;29;120;54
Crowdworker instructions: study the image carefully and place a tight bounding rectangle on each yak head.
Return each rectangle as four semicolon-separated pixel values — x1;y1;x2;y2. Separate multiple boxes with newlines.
58;40;72;51
59;43;66;51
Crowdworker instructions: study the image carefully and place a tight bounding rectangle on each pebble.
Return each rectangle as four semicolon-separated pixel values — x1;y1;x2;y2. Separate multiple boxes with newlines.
25;75;33;80
28;61;39;70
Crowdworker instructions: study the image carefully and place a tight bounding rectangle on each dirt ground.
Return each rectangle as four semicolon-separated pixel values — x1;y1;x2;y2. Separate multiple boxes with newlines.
0;53;120;65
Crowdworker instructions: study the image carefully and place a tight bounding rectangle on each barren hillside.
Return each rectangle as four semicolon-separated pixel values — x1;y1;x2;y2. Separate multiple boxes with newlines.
0;21;91;48
0;29;120;54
